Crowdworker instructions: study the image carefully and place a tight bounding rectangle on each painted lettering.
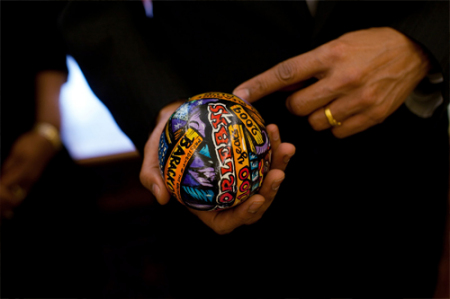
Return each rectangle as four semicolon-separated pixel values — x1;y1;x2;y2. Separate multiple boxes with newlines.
208;103;236;206
164;128;203;203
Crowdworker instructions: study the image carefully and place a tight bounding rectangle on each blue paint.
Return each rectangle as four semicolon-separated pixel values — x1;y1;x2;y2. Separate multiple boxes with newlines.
182;186;215;202
252;170;259;181
158;132;168;176
199;144;211;158
249;152;258;161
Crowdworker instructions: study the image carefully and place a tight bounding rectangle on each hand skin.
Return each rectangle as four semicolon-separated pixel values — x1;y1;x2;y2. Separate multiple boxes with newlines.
0;131;58;219
0;71;65;221
140;101;296;235
233;27;448;294
233;27;431;138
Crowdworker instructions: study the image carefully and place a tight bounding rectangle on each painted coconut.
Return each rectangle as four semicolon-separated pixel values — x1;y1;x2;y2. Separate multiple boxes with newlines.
158;92;271;211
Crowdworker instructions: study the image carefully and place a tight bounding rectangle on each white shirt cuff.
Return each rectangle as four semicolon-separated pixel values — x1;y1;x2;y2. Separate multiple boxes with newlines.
405;73;444;118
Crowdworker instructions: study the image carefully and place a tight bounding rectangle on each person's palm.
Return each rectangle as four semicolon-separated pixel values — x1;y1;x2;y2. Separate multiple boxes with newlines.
139;101;295;234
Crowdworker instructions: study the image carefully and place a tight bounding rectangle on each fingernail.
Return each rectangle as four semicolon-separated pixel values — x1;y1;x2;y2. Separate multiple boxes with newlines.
151;184;160;197
283;155;293;164
272;178;284;191
248;200;264;214
234;89;250;101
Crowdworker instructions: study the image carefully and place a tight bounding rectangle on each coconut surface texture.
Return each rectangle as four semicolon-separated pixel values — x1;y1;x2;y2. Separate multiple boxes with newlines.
158;92;272;211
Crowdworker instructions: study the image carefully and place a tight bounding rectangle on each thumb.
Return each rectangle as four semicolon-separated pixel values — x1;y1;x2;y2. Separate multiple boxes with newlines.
140;126;171;205
140;101;184;205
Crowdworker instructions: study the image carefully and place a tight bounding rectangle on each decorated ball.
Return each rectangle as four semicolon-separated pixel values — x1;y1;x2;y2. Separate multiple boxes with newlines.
158;92;271;211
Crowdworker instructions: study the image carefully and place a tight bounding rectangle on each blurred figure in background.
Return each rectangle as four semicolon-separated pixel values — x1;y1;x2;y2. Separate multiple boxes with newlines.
60;1;449;297
1;2;100;297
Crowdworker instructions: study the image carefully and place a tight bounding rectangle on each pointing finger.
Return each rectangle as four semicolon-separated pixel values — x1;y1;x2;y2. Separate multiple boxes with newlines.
233;51;326;103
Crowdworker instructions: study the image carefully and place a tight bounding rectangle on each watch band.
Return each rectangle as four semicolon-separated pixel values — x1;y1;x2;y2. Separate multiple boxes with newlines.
33;122;62;150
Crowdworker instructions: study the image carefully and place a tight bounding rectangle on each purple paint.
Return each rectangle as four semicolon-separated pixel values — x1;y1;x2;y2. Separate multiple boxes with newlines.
256;131;270;154
189;169;214;187
190;155;205;168
182;173;200;187
187;108;206;137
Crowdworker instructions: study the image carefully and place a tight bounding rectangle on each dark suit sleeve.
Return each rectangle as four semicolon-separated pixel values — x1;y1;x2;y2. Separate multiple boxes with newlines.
314;1;449;118
60;2;193;153
33;3;69;75
388;1;449;114
389;1;448;73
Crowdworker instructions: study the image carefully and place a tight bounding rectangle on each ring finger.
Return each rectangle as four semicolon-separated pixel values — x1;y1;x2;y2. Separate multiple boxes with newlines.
307;94;362;131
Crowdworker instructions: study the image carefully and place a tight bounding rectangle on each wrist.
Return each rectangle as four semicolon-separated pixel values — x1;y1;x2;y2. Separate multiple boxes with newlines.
32;122;62;151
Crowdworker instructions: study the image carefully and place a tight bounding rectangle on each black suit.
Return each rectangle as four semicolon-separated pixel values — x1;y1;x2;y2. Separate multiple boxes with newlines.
61;1;449;297
1;2;101;297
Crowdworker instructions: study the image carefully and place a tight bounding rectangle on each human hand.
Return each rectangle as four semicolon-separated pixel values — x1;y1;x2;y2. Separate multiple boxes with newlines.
186;123;294;234
140;102;295;235
0;131;58;219
140;101;185;206
233;27;431;138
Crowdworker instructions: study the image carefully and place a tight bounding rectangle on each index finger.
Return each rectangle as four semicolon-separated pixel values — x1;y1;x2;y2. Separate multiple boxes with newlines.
233;51;325;103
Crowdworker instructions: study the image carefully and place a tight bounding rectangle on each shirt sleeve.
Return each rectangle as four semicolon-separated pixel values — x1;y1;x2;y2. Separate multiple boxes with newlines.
405;73;444;118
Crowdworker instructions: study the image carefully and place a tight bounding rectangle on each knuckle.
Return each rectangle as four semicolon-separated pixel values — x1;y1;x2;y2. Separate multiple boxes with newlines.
337;68;363;90
139;169;152;189
267;193;277;203
326;40;347;61
308;115;322;131
275;61;296;83
360;88;377;107
332;130;346;139
369;106;388;124
238;213;251;225
254;78;268;96
214;226;232;235
286;97;309;116
365;112;381;126
326;80;343;94
344;68;363;86
246;214;262;225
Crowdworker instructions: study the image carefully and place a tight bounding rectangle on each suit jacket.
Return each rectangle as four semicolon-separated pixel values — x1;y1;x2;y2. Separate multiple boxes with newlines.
60;1;448;153
60;2;449;297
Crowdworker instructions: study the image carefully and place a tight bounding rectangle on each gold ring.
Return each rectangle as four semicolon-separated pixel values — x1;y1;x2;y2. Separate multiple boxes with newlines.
324;107;342;127
10;184;27;200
